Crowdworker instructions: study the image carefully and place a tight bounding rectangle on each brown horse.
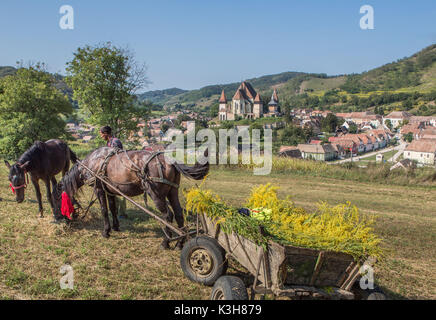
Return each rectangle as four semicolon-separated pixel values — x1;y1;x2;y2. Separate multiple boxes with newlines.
52;147;209;247
4;139;78;219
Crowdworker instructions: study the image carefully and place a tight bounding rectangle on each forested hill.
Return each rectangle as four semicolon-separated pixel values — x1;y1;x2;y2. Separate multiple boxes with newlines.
2;43;436;116
138;88;188;104
137;44;436;116
0;66;16;77
340;44;436;93
138;71;314;106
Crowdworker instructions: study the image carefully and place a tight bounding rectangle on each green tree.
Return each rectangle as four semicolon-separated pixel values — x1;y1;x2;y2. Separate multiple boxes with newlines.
66;43;149;140
348;123;358;134
403;132;413;143
0;64;73;159
385;119;393;131
321;113;339;133
280;125;310;146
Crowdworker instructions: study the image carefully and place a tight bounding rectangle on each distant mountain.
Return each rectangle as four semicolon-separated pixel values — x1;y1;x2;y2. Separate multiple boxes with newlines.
137;44;436;116
138;87;188;104
138;71;311;107
0;66;17;77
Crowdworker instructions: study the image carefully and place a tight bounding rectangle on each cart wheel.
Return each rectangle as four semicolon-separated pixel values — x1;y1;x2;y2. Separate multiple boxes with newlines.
180;236;227;286
351;280;386;300
210;276;248;300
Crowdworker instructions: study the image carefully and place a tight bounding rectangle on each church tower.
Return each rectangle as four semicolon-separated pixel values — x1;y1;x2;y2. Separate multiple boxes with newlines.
218;89;228;121
268;88;280;117
253;92;263;119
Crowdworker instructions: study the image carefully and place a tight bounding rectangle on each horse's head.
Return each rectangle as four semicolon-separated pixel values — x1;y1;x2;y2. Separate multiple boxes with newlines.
52;182;64;217
4;160;30;203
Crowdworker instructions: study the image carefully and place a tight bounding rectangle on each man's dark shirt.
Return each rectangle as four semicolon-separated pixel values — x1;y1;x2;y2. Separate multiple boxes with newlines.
107;137;123;149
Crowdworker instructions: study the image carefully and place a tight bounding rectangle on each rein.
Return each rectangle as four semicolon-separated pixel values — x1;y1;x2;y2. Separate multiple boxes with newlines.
9;170;29;194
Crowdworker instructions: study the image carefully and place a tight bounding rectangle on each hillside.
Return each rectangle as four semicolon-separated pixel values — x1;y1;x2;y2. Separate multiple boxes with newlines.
138;71;311;107
138;88;188;105
139;44;436;116
341;44;436;93
0;66;16;78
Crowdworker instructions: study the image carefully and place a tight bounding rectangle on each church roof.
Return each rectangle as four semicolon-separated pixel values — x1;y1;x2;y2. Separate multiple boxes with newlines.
273;88;279;103
254;92;262;103
233;81;257;101
233;89;248;101
269;90;278;105
219;89;227;103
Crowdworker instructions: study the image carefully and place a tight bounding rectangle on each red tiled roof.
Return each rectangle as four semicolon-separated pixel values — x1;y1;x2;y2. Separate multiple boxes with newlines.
232;81;257;101
219;89;227;103
405;140;436;153
385;111;413;119
272;89;279;103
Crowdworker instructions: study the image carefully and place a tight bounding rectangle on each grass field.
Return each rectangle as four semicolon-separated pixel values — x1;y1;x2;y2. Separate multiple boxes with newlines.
0;165;435;300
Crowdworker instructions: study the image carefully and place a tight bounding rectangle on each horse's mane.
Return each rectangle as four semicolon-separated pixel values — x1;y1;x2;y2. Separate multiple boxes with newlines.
53;163;83;200
18;141;46;169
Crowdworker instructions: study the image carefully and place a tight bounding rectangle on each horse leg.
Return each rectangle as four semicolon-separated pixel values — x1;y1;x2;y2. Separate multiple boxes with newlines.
44;177;55;217
31;178;44;218
167;187;185;249
148;191;173;249
107;195;120;232
96;187;111;238
143;192;148;207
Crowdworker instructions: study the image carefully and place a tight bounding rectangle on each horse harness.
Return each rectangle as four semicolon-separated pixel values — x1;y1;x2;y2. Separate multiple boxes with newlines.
84;149;179;196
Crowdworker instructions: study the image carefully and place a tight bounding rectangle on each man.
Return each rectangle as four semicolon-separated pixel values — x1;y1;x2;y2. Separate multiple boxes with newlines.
99;126;127;219
99;126;123;149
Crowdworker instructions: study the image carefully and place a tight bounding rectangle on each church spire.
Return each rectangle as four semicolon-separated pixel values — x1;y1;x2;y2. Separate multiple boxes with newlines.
219;89;227;103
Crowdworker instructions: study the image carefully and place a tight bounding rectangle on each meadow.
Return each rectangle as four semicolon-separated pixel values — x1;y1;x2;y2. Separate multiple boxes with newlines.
0;163;435;300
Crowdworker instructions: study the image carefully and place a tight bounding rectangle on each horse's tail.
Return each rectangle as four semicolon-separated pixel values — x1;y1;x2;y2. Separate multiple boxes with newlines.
171;149;209;180
172;161;209;180
68;147;78;164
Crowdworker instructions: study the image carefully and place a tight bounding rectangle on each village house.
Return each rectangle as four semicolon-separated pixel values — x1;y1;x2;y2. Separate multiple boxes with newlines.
409;116;436;127
335;112;382;128
400;123;424;140
278;146;302;158
384;111;413;128
403;139;436;165
297;143;337;161
331;143;346;158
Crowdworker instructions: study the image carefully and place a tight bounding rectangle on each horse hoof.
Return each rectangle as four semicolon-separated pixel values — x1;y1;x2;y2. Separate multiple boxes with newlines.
176;242;184;250
113;226;120;232
160;241;170;250
102;232;110;238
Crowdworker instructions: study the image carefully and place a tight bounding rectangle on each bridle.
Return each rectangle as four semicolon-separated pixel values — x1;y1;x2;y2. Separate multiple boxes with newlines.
9;169;29;194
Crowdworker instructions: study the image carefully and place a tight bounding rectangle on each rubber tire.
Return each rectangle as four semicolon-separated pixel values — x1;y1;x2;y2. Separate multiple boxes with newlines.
351;279;386;300
210;276;249;300
180;236;227;286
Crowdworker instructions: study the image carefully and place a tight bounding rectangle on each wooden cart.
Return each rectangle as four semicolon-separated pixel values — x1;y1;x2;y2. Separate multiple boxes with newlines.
180;213;377;300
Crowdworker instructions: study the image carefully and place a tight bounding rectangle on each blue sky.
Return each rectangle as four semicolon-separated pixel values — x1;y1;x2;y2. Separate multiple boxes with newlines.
0;1;435;92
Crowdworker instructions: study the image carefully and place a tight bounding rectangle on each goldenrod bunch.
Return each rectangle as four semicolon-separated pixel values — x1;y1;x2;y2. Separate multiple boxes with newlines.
246;184;382;259
185;184;382;259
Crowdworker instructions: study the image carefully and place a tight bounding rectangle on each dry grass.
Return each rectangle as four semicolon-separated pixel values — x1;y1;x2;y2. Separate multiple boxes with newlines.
0;164;435;300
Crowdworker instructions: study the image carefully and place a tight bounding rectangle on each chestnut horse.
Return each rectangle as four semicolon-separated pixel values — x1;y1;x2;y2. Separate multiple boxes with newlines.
4;139;77;219
52;147;209;248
